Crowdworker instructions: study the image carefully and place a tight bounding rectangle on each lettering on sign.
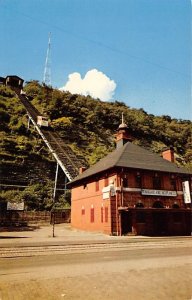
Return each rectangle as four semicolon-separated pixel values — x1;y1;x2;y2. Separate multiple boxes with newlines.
141;189;177;197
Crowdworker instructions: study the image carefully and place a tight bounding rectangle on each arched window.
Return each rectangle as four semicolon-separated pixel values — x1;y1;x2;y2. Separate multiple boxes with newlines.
135;173;142;188
122;177;128;187
153;201;164;208
153;174;161;189
172;203;180;209
95;180;99;192
104;177;109;187
90;205;94;223
105;207;108;223
136;202;144;208
81;206;85;215
170;179;176;190
101;206;104;223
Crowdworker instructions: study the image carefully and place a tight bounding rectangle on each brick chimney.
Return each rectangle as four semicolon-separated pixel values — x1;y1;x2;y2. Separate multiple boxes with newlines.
79;167;86;174
116;113;133;149
162;146;174;163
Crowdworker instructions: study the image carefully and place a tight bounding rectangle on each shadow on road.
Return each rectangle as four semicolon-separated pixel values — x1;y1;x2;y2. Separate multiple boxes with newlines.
0;225;40;232
0;236;29;239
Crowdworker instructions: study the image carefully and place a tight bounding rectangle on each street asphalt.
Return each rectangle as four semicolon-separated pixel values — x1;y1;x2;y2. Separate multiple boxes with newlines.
1;224;192;299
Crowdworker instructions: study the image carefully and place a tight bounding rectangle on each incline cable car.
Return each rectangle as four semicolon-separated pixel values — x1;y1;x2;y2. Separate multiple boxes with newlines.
37;116;49;128
5;75;24;89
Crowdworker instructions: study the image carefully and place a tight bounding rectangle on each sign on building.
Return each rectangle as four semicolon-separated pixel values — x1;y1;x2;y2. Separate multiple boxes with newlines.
7;202;24;211
141;189;177;197
182;181;191;204
102;185;116;200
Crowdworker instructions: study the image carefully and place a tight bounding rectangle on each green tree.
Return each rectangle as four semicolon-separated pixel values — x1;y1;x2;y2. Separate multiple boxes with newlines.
21;182;53;211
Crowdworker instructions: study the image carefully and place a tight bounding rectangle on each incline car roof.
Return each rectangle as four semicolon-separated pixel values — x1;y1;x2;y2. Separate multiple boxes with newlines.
6;75;24;81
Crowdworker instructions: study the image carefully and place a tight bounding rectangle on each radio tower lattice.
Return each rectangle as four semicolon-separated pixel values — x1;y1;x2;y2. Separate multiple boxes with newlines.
43;32;51;86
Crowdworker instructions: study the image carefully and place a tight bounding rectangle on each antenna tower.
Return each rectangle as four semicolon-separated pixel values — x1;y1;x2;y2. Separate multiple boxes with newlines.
43;32;51;86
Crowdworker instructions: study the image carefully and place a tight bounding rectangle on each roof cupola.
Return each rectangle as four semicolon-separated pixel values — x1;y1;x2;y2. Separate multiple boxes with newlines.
116;113;133;148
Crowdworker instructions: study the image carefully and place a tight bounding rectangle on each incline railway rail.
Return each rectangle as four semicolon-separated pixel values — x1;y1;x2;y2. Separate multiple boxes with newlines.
12;87;86;181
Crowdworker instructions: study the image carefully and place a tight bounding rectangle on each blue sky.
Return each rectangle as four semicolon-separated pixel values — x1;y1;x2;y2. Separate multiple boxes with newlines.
0;0;191;120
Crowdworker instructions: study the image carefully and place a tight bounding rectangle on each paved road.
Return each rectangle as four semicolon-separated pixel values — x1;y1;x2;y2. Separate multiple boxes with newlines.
0;237;191;257
0;238;191;300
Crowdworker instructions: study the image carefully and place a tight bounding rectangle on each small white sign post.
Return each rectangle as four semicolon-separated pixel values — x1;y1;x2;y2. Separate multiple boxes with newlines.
182;181;191;204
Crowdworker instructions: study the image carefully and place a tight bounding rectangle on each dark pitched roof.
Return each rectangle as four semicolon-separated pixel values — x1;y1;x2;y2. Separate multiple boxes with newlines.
6;75;24;82
69;142;191;185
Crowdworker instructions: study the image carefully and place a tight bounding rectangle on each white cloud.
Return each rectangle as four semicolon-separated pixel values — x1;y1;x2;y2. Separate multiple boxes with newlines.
59;69;116;101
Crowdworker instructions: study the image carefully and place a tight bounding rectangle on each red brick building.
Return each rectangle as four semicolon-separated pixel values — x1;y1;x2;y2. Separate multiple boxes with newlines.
69;119;192;236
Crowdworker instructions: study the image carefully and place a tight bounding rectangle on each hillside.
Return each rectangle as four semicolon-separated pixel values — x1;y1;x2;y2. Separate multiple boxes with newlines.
0;81;191;210
24;81;191;164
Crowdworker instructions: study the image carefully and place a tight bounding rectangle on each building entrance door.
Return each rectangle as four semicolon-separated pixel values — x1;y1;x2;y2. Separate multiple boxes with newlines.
121;211;132;234
152;211;168;236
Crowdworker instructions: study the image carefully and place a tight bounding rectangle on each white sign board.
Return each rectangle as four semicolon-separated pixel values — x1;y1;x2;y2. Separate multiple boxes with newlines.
102;185;116;200
141;189;177;197
7;202;24;211
182;181;191;204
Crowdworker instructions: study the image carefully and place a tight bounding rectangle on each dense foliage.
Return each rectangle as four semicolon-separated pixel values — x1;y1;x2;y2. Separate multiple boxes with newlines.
0;82;191;210
24;81;192;166
0;182;71;211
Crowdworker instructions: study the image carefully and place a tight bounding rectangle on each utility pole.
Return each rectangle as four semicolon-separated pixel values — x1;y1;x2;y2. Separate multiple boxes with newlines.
43;32;51;86
52;162;59;237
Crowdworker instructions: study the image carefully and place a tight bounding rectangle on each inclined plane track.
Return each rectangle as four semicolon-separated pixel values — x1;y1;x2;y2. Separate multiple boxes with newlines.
12;87;86;180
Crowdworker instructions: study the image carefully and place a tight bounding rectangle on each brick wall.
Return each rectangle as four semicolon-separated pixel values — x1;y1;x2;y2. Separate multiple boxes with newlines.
71;175;117;234
70;167;189;235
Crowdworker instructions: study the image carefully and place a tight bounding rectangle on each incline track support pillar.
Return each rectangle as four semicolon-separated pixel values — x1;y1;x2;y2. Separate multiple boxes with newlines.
27;116;31;130
64;175;68;195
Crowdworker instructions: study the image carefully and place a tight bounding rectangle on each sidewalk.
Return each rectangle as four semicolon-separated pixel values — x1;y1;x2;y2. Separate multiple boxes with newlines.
0;223;129;247
0;223;190;248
